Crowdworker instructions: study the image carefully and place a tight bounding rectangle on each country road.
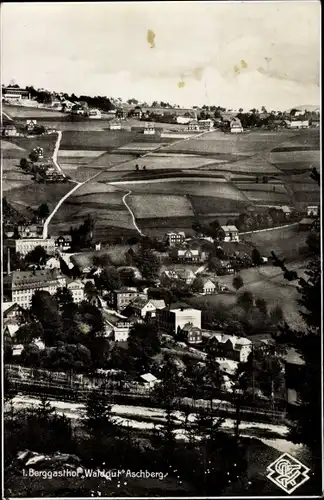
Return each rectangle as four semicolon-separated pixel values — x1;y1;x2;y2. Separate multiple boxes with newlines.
42;126;214;237
52;130;65;176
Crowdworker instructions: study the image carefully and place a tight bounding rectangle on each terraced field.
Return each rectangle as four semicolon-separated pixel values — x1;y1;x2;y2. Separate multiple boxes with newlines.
109;179;246;199
60;130;136;150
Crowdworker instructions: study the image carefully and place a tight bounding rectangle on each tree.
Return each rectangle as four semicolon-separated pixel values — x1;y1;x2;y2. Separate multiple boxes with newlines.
128;323;160;373
96;266;121;292
136;246;160;280
36;203;50;219
29;150;39;162
31;290;62;345
251;248;262;266
25;245;48;266
232;275;244;293
84;281;98;303
270;170;321;487
255;298;268;316
19;158;29;169
237;291;254;313
84;390;117;439
269;305;284;324
54;287;74;311
192;276;204;293
16;321;44;345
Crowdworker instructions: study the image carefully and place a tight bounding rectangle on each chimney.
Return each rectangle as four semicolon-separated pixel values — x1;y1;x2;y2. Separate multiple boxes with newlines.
7;247;11;275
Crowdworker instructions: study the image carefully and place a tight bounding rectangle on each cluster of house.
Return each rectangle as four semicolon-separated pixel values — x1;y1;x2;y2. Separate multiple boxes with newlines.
4;226;73;258
299;205;320;232
3;269;94;310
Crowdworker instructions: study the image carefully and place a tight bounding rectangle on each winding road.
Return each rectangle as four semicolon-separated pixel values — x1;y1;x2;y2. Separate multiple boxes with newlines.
42;127;215;238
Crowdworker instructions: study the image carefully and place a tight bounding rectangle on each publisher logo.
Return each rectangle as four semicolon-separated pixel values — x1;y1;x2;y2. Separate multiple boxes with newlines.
266;453;310;494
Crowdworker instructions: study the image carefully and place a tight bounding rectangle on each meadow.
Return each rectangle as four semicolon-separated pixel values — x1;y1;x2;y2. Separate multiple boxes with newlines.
60;130;136;150
188;265;305;330
189;195;251;214
108;154;222;171
241;224;306;261
127;194;195;219
4;134;58;157
108;179;246;199
5;183;73;211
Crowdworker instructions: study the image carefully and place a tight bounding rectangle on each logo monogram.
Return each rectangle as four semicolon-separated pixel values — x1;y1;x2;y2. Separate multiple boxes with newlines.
266;452;310;494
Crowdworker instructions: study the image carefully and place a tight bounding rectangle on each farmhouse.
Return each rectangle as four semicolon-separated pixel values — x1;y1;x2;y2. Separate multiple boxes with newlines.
2;302;26;326
112;318;135;342
198;119;214;130
54;235;72;250
45;257;61;269
111;288;139;311
230;118;243;133
299;217;315;231
285;120;309;129
188;120;200;131
132;108;143;119
181;323;203;344
143;124;155;135
66;279;85;303
201;279;217;295
170;248;207;263
209;333;252;362
156;303;201;334
176;268;196;285
18;224;42;238
8;270;66;308
164;231;186;247
221;225;239;242
140;373;160;389
307;205;319;217
282;347;305;405
3;124;19;137
88;109;101;119
124;297;166;319
281;205;292;217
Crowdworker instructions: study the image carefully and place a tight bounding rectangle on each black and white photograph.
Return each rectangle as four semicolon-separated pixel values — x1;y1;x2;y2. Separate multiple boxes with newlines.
1;1;322;498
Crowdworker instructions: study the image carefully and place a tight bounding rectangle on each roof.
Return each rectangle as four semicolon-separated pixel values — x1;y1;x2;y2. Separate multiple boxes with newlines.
149;299;166;309
211;333;251;349
140;373;158;383
281;205;292;213
299;218;315;225
282;347;305;366
2;302;17;315
11;270;63;290
5;324;20;336
129;296;148;309
115;287;138;293
221;225;238;232
203;279;216;287
182;323;201;333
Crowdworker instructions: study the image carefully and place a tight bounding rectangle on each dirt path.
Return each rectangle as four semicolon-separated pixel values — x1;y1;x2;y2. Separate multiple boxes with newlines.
43;127;214;237
122;191;145;236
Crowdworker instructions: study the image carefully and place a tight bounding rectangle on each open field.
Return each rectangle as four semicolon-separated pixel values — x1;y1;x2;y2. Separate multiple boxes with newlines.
2;104;65;118
108;154;223;171
189;264;306;329
189;195;251;214
107;179;247;199
5;183;73;210
2;158;35;192
241;225;307;261
4;134;57;157
128;194;195;219
60;130;136;150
